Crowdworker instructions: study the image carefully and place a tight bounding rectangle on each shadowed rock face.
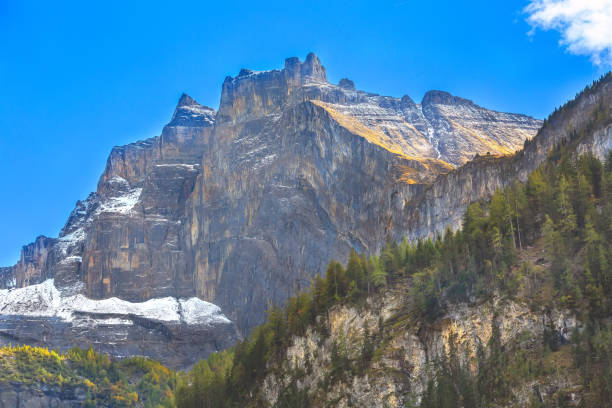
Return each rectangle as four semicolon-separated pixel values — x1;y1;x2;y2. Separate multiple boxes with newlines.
186;100;428;329
180;54;540;331
1;53;543;356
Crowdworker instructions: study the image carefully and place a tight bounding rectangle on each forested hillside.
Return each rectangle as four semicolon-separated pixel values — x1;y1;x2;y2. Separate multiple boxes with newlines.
174;78;612;407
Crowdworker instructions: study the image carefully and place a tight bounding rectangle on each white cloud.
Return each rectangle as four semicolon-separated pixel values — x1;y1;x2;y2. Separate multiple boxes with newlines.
525;0;612;66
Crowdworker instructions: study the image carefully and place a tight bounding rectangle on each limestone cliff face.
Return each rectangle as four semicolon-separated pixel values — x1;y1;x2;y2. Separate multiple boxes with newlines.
82;95;215;302
182;54;540;331
0;236;57;289
2;93;217;303
1;53;544;359
217;53;328;125
186;99;435;329
259;292;580;408
0;95;237;370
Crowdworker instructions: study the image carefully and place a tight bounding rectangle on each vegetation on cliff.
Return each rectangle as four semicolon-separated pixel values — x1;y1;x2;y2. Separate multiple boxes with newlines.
0;344;175;407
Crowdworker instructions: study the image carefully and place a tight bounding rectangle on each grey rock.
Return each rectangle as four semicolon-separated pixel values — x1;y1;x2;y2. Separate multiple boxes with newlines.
402;76;612;243
0;313;239;370
0;382;86;408
338;78;355;90
0;53;552;365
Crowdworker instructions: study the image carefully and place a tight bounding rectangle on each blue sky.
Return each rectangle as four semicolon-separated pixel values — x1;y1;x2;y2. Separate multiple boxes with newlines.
0;0;610;266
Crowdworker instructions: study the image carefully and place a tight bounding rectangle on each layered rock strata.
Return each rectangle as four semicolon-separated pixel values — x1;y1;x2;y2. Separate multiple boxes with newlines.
1;54;543;352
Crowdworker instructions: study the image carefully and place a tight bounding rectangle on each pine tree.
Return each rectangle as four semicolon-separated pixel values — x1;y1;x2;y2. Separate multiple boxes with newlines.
557;176;578;247
360;322;374;370
542;215;558;259
346;249;366;296
369;256;387;289
485;318;508;402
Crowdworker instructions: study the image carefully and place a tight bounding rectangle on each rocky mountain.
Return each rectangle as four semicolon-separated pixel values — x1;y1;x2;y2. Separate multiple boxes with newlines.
0;93;237;370
174;72;612;408
0;53;541;367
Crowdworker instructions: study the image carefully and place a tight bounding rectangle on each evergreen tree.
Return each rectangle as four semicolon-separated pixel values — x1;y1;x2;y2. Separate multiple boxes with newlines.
557;176;578;247
369;256;387;289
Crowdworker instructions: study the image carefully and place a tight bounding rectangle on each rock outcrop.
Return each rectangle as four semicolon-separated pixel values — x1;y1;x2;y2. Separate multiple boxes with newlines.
1;54;543;361
0;382;88;408
0;279;239;370
258;291;582;407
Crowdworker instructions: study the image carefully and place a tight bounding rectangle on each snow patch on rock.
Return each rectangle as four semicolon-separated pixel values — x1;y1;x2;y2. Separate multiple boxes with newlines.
179;297;230;325
98;188;142;215
155;163;199;170
57;227;87;256
179;104;216;124
0;279;231;327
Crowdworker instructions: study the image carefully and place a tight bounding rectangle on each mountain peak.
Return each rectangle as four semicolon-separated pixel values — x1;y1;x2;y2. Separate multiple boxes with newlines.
177;93;198;107
168;93;215;127
422;90;475;107
400;94;416;107
282;52;327;83
218;53;328;123
284;56;300;70
223;53;327;85
302;52;326;82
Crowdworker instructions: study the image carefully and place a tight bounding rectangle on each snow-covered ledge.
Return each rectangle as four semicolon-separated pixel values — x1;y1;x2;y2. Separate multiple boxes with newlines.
0;279;230;327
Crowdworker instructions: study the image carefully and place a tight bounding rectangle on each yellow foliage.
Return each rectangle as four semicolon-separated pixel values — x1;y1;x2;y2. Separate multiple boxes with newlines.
84;378;96;390
310;100;453;184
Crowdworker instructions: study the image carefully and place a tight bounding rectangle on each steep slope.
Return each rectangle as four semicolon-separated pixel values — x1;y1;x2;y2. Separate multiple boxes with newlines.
174;76;612;407
1;54;540;362
182;54;540;331
0;95;240;370
401;72;612;242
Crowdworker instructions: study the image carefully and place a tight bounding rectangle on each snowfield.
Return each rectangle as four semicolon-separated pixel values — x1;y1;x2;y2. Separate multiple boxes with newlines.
0;279;231;326
98;187;142;215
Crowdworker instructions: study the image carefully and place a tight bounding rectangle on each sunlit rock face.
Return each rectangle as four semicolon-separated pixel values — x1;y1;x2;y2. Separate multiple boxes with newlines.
79;93;217;302
1;53;543;353
257;292;581;407
217;53;539;168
